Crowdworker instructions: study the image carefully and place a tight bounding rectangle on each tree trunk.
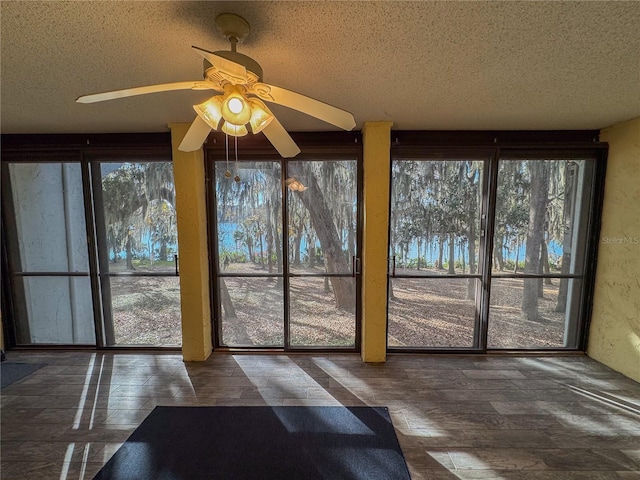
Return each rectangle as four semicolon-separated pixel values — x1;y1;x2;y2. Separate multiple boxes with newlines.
541;240;552;286
522;163;548;321
389;277;397;301
347;209;355;261
495;236;504;271
258;231;265;269
160;242;167;262
448;233;456;274
437;234;445;270
293;218;304;266
271;197;283;285
289;164;354;310
467;159;478;300
538;243;545;298
404;243;409;269
513;236;520;273
219;278;236;318
293;234;302;266
556;162;576;312
308;242;315;268
265;200;274;275
467;212;477;300
125;234;135;270
246;237;254;264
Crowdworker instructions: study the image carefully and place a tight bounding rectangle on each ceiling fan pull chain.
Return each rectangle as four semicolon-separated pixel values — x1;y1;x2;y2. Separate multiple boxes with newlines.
234;136;240;183
234;135;238;163
224;133;232;178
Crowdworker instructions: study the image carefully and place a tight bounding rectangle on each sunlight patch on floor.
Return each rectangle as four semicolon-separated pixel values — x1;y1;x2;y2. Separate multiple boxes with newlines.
73;354;96;429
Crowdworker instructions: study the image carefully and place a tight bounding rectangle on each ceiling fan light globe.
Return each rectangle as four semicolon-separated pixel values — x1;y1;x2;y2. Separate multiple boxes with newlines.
248;99;274;134
285;177;307;192
228;97;244;114
221;121;248;137
221;93;251;125
194;97;223;130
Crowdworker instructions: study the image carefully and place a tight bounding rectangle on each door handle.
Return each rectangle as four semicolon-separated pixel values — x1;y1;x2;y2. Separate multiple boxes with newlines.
351;256;361;277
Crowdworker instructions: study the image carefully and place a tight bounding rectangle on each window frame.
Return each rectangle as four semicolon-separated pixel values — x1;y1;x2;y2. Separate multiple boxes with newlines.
388;131;607;353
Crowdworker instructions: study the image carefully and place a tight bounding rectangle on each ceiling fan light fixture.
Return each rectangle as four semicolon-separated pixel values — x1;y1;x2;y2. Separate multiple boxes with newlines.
285;177;307;192
76;13;355;158
248;98;274;134
194;96;223;130
221;86;251;125
227;97;244;114
221;121;248;137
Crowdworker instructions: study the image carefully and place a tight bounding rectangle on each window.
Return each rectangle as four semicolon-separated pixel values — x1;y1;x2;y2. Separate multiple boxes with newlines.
1;135;180;348
388;135;605;352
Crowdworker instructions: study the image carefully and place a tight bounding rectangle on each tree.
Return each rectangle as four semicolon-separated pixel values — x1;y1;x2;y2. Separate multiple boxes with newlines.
102;163;146;269
464;161;481;299
555;161;578;311
288;162;355;310
522;162;549;321
101;162;178;270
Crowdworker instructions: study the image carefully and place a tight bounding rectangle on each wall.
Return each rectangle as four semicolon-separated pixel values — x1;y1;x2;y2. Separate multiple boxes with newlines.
588;117;640;382
170;124;212;361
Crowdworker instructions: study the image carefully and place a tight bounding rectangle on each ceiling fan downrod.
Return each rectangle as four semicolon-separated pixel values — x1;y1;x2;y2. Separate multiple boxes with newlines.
216;13;251;50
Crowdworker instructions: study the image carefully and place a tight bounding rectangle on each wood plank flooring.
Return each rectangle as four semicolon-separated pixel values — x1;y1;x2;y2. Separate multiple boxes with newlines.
1;352;639;479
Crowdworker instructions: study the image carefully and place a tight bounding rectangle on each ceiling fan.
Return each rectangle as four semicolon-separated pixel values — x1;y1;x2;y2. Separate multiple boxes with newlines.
76;13;356;158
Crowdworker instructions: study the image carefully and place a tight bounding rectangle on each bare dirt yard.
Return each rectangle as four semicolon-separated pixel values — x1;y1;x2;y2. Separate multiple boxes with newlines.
110;263;568;349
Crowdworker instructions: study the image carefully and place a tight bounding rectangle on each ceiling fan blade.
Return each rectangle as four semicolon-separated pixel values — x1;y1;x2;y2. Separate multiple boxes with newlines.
250;83;356;131
192;46;248;85
262;117;301;158
76;81;217;104
178;116;212;152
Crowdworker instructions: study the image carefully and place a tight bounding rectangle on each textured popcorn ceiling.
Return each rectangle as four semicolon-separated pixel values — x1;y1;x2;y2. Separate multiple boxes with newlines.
1;1;639;134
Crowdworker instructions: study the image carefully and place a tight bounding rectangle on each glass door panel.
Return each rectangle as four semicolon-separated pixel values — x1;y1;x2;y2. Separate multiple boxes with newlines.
215;161;284;347
289;276;356;347
219;277;285;346
100;162;178;274
9;163;89;273
109;276;182;345
488;157;596;349
388;157;486;350
286;160;358;348
388;278;479;348
97;161;181;346
212;156;359;350
4;162;96;345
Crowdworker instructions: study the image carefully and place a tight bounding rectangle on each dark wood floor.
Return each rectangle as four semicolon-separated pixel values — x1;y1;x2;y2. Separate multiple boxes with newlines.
1;351;639;479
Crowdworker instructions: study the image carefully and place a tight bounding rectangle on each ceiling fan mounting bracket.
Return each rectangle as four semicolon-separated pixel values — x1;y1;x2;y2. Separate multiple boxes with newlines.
216;13;250;44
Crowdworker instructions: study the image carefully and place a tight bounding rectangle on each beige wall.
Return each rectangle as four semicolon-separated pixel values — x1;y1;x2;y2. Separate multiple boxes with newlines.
170;124;212;362
588;117;640;382
361;122;393;362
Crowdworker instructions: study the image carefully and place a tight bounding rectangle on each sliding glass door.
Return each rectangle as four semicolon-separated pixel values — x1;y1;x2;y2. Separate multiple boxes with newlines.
1;151;181;348
94;159;181;346
211;155;360;350
388;146;601;352
2;161;96;345
287;160;358;347
215;160;285;347
488;153;596;349
388;153;488;349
